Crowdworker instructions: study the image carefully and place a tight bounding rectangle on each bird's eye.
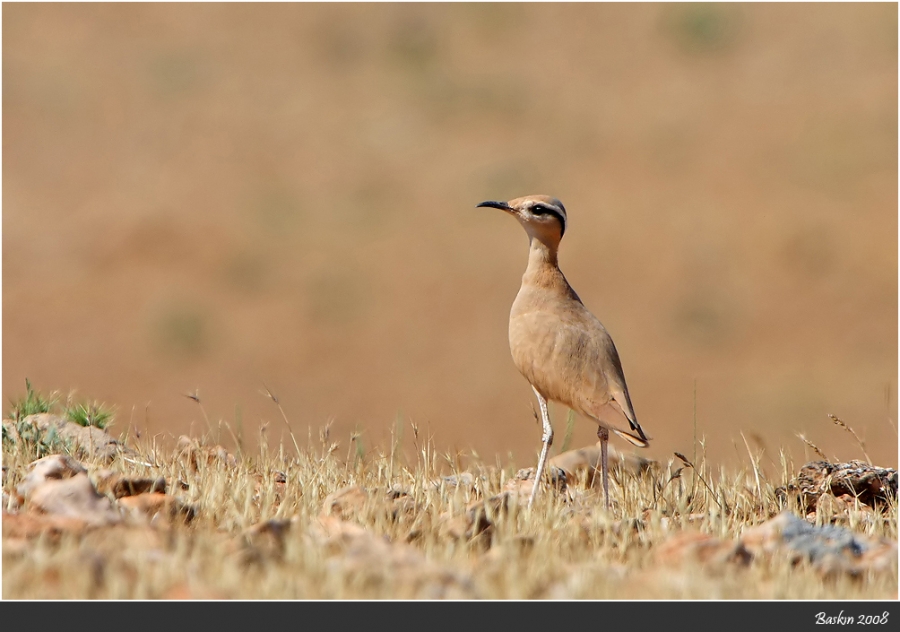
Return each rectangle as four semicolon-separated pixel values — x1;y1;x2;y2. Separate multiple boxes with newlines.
528;203;565;235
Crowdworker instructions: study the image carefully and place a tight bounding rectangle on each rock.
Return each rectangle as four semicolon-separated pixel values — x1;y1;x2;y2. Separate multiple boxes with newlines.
28;472;121;526
175;435;237;470
310;514;377;547
654;531;752;568
505;466;567;500
388;491;420;523
812;492;876;526
93;469;167;498
777;460;897;513
17;454;87;498
640;509;705;529
741;511;898;576
118;492;196;524
20;414;130;463
564;511;646;544
431;473;477;489
309;515;477;598
243;518;294;540
550;442;657;480
232;518;295;564
322;485;370;520
437;513;476;541
320;485;416;524
438;493;509;543
2;510;91;541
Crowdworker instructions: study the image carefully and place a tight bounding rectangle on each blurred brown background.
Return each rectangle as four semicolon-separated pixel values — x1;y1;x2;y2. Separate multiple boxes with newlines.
3;3;897;469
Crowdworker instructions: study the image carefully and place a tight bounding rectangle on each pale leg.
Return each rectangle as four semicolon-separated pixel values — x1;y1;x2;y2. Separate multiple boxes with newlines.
598;426;610;510
528;386;553;509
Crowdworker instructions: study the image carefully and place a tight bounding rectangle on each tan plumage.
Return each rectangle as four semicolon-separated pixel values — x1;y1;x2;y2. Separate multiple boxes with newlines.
477;194;648;509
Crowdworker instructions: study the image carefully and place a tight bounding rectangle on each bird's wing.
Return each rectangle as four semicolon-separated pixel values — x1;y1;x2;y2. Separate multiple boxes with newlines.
509;306;649;446
608;397;649;446
556;312;649;445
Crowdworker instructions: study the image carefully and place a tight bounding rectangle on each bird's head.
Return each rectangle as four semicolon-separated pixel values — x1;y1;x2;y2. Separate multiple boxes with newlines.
476;195;567;245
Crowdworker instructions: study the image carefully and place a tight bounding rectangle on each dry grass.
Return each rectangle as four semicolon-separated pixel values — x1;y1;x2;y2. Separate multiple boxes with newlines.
3;420;896;600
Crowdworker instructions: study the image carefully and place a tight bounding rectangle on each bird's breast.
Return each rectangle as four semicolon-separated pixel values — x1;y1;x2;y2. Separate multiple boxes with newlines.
508;286;615;412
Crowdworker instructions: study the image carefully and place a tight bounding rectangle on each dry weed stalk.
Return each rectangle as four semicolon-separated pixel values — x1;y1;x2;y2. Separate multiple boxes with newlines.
796;433;828;461
260;383;301;459
827;413;872;463
674;451;724;511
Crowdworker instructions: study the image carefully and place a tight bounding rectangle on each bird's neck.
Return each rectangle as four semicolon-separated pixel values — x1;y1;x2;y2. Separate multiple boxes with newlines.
523;236;563;286
527;235;559;265
526;234;560;267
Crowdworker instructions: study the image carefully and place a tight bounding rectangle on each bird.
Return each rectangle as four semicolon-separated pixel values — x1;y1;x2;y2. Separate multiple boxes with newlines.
476;195;648;510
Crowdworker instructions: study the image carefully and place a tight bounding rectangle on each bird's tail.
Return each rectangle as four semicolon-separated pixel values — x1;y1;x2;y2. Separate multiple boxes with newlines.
613;428;649;448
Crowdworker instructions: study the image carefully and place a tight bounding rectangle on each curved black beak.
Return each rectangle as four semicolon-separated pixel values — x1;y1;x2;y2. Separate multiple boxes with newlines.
476;200;514;212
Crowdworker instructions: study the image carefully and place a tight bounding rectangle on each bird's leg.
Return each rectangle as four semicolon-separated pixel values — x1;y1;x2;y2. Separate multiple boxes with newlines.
598;426;610;510
529;386;553;509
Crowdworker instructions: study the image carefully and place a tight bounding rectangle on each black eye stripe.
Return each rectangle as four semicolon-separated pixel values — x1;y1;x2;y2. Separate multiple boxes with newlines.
529;205;566;235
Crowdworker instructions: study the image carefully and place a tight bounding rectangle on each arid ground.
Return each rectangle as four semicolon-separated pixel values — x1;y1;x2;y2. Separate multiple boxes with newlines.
3;4;897;472
2;409;897;599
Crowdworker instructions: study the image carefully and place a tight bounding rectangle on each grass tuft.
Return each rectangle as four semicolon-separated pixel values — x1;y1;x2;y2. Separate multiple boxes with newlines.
65;401;114;430
8;378;58;422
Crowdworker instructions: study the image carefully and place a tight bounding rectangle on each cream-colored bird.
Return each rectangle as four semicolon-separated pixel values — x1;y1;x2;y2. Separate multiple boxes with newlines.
477;195;648;509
